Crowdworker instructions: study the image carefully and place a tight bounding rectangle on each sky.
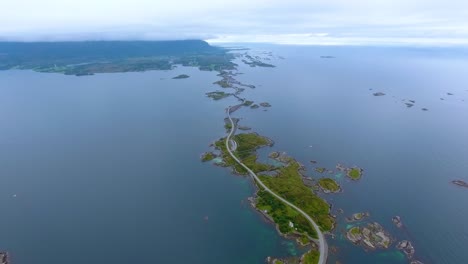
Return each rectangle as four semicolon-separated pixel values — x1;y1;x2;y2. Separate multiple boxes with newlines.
1;0;468;45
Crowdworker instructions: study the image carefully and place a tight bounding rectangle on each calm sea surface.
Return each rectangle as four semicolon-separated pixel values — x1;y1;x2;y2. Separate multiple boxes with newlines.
1;45;468;264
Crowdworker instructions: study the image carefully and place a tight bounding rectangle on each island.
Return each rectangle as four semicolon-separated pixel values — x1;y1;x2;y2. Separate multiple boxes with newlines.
200;152;216;162
347;167;363;180
0;252;8;264
318;178;341;193
205;91;231;100
250;104;260;109
392;216;403;228
242;54;276;67
452;180;468;188
397;240;415;259
260;102;272;107
172;74;190;79
346;212;370;222
315;167;326;173
373;92;386;96
346;222;392;250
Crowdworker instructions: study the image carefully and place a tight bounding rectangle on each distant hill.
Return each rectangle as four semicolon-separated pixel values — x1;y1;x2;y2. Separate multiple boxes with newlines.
0;40;235;75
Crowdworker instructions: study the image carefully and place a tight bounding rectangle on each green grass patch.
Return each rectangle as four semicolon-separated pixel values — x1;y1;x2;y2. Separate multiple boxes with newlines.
349;226;361;235
201;152;215;162
256;190;317;238
347;168;362;180
302;249;319;264
259;162;334;231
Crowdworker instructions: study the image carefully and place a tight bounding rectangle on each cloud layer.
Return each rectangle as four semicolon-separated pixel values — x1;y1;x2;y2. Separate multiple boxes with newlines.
2;0;468;45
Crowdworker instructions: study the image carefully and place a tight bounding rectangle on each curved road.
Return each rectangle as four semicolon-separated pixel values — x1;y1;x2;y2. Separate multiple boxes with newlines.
225;106;328;264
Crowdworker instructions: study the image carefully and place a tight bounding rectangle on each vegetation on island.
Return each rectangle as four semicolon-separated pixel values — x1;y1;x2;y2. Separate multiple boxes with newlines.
201;152;216;162
212;131;334;241
347;167;363;180
243;100;254;106
259;161;334;231
212;133;334;250
346;222;392;250
172;74;190;79
206;91;231;100
318;178;341;193
256;189;318;237
302;249;320;264
213;79;231;88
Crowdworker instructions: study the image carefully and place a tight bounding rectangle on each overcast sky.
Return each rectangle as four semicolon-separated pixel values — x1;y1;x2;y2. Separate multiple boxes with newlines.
1;0;468;45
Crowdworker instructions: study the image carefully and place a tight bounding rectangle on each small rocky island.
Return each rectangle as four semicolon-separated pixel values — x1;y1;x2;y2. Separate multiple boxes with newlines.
397;240;415;259
346;222;392;250
346;212;370;222
172;74;190;79
260;102;272;107
315;167;326;173
0;252;8;264
452;180;468;188
318;178;341;193
373;92;386;96
392;216;403;228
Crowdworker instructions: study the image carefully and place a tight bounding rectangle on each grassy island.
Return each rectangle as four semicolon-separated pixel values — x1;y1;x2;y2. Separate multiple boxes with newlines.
206;91;231;100
172;74;190;79
201;152;216;162
212;132;334;237
347;167;363;180
213;79;231;88
318;178;341;193
243;100;254;106
346;222;391;249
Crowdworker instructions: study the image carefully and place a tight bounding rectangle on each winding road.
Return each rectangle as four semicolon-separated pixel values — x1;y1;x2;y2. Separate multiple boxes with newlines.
225;106;328;264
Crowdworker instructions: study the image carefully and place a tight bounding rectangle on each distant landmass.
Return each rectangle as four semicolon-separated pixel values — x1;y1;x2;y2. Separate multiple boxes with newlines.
0;40;236;75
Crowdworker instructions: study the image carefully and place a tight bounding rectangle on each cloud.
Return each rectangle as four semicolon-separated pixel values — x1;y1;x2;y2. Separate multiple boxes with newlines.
1;0;468;45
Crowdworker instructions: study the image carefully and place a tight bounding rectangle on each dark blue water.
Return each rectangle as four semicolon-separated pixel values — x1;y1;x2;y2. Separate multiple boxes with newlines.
0;67;300;263
1;45;468;264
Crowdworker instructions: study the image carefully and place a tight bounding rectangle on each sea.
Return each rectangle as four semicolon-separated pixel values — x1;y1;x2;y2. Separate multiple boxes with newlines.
0;44;467;264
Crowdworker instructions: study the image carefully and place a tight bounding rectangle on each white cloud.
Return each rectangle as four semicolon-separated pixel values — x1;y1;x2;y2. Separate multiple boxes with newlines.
1;0;468;45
